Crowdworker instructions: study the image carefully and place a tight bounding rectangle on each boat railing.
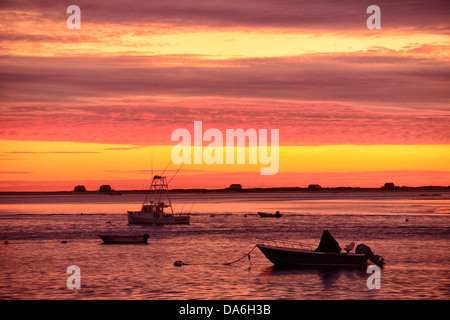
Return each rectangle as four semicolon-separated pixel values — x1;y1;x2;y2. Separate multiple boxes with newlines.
257;238;313;251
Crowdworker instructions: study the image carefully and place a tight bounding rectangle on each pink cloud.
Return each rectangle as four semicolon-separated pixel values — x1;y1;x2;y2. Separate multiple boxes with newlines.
0;100;449;145
1;0;449;32
1;54;449;110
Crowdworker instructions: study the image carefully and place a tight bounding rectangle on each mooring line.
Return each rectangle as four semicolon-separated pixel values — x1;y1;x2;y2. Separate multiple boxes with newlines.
222;245;257;266
174;245;258;267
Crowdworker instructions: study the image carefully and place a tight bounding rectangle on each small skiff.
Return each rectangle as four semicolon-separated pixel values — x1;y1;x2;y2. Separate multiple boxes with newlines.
98;234;149;244
258;211;282;218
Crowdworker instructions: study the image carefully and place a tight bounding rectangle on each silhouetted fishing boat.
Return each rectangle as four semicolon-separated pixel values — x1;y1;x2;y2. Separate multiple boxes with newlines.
258;211;282;218
257;230;384;268
127;174;190;225
98;234;149;244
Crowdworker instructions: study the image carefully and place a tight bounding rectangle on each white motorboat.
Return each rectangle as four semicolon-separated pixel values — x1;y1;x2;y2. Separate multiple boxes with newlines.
127;175;190;225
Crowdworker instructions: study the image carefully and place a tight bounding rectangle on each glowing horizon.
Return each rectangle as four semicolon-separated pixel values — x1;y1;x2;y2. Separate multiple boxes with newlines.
1;139;449;191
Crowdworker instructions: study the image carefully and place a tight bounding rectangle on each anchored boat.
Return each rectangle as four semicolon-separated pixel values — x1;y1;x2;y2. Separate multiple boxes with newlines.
257;230;384;268
258;211;282;218
98;234;149;244
127;175;190;225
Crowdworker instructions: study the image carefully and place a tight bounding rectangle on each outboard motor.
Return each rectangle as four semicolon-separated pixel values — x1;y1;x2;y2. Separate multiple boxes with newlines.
356;244;385;267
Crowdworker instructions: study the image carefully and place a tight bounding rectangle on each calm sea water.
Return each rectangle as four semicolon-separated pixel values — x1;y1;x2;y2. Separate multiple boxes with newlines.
0;191;449;300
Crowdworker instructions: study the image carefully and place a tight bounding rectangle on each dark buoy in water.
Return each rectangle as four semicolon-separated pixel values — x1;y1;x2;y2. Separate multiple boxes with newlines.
106;220;111;224
405;218;409;222
4;240;9;245
61;240;68;244
174;260;186;267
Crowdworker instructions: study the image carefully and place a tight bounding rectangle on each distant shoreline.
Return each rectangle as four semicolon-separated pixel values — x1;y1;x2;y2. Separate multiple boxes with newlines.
1;185;449;195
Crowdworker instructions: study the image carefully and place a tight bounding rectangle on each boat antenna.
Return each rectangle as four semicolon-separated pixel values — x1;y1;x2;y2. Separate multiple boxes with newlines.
160;160;172;177
142;153;159;206
168;163;184;185
179;202;186;214
187;201;196;215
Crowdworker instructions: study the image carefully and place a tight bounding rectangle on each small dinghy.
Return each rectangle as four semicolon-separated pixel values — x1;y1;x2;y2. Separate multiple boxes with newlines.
98;234;149;244
258;211;282;218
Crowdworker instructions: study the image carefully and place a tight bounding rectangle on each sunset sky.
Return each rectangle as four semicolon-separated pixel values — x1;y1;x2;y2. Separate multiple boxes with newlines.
0;0;449;191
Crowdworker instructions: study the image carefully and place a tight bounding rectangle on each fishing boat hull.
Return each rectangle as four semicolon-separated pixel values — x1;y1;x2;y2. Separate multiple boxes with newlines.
257;212;282;218
98;234;149;244
127;211;190;225
257;244;368;268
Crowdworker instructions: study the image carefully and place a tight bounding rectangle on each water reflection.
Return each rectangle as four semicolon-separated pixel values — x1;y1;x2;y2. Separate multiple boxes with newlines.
260;265;368;289
0;192;449;299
